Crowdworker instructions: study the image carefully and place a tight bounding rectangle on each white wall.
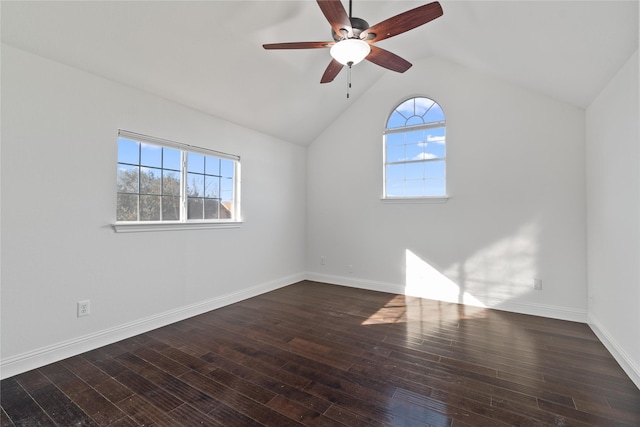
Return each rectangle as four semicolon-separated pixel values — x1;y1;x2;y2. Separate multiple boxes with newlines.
307;56;587;321
586;50;640;386
0;45;307;378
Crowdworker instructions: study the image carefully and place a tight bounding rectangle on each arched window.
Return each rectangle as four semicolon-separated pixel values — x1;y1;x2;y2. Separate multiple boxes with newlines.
383;97;446;198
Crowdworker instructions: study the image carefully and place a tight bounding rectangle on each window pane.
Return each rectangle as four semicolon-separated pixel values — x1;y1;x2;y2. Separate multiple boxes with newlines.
427;127;446;142
204;176;220;198
220;177;233;193
425;160;445;179
220;201;233;219
204;199;220;219
386;164;404;183
415;98;435;117
221;177;234;202
396;99;414;116
405;129;424;145
387;111;407;129
117;164;139;193
386;145;405;163
206;156;220;176
187;153;205;173
406;116;423;126
187;198;204;219
386;180;405;197
140;167;161;195
220;159;234;178
117;194;138;221
424;128;446;159
405;143;424;162
425;178;446;196
424;103;445;123
386;133;404;147
140;195;161;221
163;148;181;170
118;138;139;164
405;179;425;197
406;162;425;180
163;170;180;196
140;143;162;167
162;196;180;221
187;173;204;197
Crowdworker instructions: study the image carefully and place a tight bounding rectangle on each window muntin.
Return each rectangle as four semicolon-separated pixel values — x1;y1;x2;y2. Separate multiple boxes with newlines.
384;97;446;198
116;130;239;223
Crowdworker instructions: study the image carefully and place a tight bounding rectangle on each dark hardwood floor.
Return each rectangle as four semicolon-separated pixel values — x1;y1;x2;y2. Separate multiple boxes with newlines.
2;280;639;426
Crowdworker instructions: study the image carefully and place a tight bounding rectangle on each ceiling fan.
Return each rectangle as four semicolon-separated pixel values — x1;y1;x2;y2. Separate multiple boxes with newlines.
263;0;443;84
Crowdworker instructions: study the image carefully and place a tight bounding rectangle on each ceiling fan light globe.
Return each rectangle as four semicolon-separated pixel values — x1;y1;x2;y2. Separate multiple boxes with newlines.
330;39;371;66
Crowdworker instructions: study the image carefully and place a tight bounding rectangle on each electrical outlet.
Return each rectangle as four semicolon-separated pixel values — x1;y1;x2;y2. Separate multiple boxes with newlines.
77;300;90;317
533;279;542;291
320;256;325;265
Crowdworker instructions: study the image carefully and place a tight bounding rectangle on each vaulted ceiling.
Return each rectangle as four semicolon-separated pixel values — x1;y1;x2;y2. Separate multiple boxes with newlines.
2;1;638;145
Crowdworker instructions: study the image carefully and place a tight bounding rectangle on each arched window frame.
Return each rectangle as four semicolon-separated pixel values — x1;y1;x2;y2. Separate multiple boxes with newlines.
382;96;448;203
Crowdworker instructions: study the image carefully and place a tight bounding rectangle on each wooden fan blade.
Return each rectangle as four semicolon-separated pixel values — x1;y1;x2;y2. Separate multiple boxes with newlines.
320;59;344;83
361;1;443;43
366;45;412;73
263;41;333;50
317;0;353;39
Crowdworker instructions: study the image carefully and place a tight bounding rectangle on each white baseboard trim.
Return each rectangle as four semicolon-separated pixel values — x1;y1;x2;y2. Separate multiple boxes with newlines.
306;272;405;295
0;272;305;380
305;272;588;323
588;315;640;389
491;300;587;323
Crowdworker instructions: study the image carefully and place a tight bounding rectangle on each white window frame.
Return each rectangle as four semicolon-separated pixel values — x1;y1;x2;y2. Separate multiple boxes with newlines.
114;130;242;233
382;96;449;203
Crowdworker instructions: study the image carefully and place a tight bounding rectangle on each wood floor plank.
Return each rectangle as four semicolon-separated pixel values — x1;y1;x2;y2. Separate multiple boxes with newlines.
1;281;638;426
0;408;16;427
167;403;224;427
38;362;127;426
29;383;99;426
1;377;55;426
266;394;347;427
116;395;185;427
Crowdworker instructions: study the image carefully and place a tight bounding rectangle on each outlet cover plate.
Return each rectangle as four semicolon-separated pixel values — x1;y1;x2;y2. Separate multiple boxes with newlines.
77;300;90;317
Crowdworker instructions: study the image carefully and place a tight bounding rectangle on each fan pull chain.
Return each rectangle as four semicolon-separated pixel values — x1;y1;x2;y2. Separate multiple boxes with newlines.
347;62;353;99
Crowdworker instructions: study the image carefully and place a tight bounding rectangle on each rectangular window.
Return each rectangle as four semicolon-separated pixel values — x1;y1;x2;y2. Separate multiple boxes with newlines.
116;130;240;226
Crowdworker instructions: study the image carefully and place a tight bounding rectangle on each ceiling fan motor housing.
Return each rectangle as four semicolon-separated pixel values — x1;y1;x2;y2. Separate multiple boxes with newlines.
332;17;370;41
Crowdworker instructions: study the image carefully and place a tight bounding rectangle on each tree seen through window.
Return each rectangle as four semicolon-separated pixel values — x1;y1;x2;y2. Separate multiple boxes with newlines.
116;133;238;222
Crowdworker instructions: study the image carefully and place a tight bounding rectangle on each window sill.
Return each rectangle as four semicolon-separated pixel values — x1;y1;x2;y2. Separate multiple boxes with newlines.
381;196;449;204
113;221;243;233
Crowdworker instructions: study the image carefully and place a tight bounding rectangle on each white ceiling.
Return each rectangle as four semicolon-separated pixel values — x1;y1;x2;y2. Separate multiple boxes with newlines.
2;1;638;145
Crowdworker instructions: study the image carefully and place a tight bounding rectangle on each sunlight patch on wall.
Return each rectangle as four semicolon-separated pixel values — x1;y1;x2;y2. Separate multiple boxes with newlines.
361;221;541;327
441;221;541;307
405;249;487;307
405;221;540;309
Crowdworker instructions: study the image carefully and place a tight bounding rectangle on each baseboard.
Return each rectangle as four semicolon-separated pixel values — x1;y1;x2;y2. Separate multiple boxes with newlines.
588;314;640;389
491;300;587;323
0;272;305;380
306;272;588;323
306;272;405;295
